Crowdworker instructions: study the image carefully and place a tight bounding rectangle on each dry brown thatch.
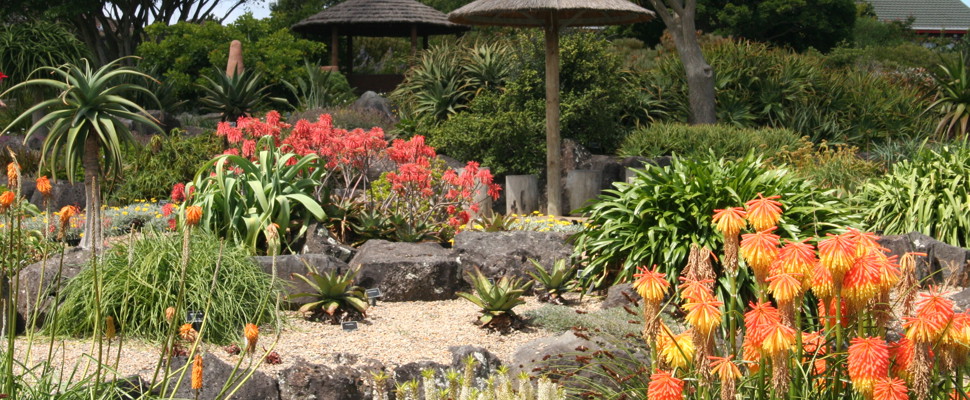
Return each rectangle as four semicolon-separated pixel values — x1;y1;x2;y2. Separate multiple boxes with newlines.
292;0;469;37
448;0;654;27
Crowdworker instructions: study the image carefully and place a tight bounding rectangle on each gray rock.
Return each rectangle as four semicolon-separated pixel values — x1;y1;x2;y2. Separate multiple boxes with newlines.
15;248;89;330
452;231;572;290
511;331;649;386
954;287;970;312
601;283;638;310
449;346;502;388
301;222;357;262
879;232;970;285
353;91;395;121
349;240;465;301
277;357;378;400
252;254;350;309
393;360;449;391
27;180;86;211
166;353;279;400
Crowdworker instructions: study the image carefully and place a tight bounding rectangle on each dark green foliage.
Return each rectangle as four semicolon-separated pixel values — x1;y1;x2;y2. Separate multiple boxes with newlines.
107;132;225;205
574;152;858;289
283;59;355;110
136;15;327;109
859;142;970;248
780;140;882;196
697;0;856;52
851;15;915;48
619;122;803;159
199;69;288;121
824;42;945;72
290;266;368;324
50;231;281;344
634;38;934;146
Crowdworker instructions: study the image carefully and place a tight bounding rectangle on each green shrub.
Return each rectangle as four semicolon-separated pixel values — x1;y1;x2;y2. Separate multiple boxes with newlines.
524;304;644;339
574;152;859;289
780;140;882;195
858;141;970;248
634;38;935;146
107;132;224;205
283;60;355;111
824;42;942;72
136;15;327;109
618;122;803;159
290;107;397;132
50;230;280;344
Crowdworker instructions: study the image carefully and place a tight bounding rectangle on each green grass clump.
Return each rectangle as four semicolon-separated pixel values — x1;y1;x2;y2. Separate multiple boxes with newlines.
618;122;803;159
49;230;281;344
524;304;642;339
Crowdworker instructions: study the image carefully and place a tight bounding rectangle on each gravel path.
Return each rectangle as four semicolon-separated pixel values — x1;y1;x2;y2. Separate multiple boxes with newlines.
13;295;601;382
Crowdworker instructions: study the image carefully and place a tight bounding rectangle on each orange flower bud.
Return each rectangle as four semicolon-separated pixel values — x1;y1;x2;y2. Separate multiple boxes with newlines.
105;316;116;340
244;323;259;353
6;162;19;188
0;190;14;211
36;176;52;197
165;306;176;323
185;205;202;227
191;354;203;390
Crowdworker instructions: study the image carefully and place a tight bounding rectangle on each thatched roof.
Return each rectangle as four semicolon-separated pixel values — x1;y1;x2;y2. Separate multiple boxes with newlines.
292;0;469;37
448;0;654;27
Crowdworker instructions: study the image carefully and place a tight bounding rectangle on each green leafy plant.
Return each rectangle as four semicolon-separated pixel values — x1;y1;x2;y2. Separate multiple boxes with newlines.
457;268;533;332
925;52;970;139
198;69;286;121
108;131;224;204
780;139;882;195
49;230;280;344
1;57;162;250
282;59;355;110
289;265;368;324
527;258;577;305
189;135;325;254
858;141;970;248
574;152;859;290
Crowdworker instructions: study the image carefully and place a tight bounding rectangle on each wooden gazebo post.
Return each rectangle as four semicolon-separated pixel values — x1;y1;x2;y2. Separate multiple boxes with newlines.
330;26;339;67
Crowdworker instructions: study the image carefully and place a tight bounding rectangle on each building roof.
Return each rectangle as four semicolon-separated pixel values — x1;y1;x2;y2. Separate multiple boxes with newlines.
292;0;468;37
867;0;970;33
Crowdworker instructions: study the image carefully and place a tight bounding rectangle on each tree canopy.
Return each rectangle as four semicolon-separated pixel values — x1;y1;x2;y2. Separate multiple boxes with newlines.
697;0;857;52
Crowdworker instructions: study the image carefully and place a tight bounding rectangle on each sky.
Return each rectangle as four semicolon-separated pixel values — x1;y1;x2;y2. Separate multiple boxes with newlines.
215;0;272;23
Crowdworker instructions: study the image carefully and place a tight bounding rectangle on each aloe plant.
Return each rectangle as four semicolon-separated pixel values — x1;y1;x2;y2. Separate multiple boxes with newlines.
198;68;286;121
188;136;325;254
289;265;368;324
458;268;532;332
528;258;577;305
925;52;970;139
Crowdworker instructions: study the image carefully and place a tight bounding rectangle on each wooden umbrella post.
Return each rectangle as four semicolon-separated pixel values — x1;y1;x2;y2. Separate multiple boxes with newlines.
330;26;339;67
410;24;419;59
544;14;562;216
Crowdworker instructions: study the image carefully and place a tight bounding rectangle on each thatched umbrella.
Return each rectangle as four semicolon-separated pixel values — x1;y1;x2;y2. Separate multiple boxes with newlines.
449;0;654;216
293;0;469;72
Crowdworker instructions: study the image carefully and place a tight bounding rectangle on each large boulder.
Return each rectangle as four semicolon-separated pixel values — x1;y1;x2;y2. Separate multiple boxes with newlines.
300;222;356;262
349;240;465;301
878;232;970;286
277;356;385;400
393;360;449;392
15;249;89;330
512;331;649;386
252;254;350;309
166;353;279;400
452;231;572;289
954;287;970;312
601;283;638;310
353;91;395;121
26;180;85;211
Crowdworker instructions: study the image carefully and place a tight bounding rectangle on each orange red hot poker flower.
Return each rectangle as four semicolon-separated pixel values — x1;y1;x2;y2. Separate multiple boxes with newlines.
712;207;746;236
744;193;782;231
647;369;684;400
848;336;890;397
36;176;52;197
632;265;669;303
244;323;259;353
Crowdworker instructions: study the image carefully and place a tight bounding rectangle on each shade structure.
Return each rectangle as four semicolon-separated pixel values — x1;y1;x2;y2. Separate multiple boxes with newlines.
293;0;470;68
449;0;654;216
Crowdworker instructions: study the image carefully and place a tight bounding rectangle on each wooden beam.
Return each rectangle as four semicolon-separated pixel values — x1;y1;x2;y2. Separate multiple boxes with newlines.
330;26;339;67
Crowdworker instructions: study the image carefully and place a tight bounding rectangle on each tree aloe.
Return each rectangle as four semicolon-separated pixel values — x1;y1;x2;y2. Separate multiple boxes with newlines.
0;58;161;250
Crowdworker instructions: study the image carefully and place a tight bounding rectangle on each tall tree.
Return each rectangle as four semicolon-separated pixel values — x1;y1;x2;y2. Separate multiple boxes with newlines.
1;0;253;65
642;0;717;124
697;0;856;52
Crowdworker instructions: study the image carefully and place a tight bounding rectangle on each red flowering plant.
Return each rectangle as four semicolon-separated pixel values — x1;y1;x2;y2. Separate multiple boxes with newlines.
197;111;498;247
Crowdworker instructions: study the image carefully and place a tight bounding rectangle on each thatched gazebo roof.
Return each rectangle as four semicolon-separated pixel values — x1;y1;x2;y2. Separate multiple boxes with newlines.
292;0;469;37
448;0;653;27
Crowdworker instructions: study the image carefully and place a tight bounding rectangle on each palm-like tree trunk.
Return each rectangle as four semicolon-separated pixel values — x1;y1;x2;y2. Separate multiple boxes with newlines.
80;135;103;251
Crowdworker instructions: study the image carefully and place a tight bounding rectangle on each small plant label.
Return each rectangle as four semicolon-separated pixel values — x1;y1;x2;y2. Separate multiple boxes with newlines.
342;321;358;332
365;288;382;298
187;311;204;331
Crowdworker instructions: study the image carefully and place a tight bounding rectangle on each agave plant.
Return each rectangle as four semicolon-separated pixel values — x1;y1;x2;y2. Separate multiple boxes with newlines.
188;136;325;254
282;59;355;110
925;52;970;139
289;265;368;324
198;68;286;121
457;268;532;332
527;258;577;305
